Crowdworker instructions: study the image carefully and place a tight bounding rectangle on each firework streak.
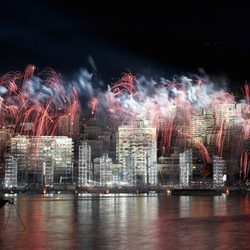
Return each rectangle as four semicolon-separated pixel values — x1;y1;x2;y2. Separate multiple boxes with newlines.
0;66;249;179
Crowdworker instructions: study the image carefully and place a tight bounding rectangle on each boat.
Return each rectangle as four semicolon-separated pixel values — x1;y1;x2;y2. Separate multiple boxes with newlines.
0;197;25;229
171;188;222;196
0;198;13;209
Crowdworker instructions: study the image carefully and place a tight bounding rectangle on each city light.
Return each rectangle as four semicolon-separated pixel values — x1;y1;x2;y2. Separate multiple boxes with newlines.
0;66;249;190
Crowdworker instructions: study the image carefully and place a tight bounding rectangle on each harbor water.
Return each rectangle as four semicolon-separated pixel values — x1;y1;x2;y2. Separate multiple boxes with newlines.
0;193;250;249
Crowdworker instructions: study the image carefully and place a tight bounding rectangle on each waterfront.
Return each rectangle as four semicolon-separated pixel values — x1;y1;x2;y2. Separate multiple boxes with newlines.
1;194;250;249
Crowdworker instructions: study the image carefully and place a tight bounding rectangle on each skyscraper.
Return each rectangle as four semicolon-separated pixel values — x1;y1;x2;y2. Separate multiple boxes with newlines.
78;141;92;186
4;154;17;187
11;136;29;175
189;109;215;145
179;149;193;187
10;136;73;184
0;127;12;151
58;114;80;138
99;153;113;186
116;119;157;185
213;156;226;187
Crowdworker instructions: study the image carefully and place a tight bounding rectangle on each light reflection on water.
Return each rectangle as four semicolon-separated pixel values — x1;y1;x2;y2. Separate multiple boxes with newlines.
0;194;250;249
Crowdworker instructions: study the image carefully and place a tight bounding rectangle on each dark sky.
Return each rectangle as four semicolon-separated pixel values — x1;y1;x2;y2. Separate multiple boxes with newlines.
0;1;250;88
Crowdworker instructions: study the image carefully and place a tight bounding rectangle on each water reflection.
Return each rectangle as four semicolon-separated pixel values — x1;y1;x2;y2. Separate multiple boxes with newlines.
0;194;250;249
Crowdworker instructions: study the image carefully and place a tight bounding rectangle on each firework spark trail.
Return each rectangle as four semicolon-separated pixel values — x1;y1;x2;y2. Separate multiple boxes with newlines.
240;84;250;141
67;87;80;137
0;67;248;139
216;119;225;156
161;118;174;155
110;73;138;99
106;73;239;153
238;84;250;180
91;98;98;115
180;132;211;164
240;151;250;181
243;152;249;180
23;65;36;85
244;83;250;104
106;74;249;180
0;65;85;137
0;65;250;178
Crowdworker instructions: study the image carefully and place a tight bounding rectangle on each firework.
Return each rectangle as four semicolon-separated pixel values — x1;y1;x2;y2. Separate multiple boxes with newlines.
0;66;249;180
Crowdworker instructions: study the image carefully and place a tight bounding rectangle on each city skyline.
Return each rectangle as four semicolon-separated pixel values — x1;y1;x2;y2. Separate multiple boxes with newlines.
1;2;250;250
0;65;249;188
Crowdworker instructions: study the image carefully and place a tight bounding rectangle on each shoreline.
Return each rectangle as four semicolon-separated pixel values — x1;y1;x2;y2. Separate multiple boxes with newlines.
1;186;250;196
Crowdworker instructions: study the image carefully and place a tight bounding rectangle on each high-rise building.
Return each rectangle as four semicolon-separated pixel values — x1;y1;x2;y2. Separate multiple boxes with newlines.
11;136;29;174
215;103;241;126
94;153;113;186
179;149;193;187
213;156;226;187
83;118;102;140
4;154;17;187
0;127;14;182
116;119;157;185
58;114;80;138
157;150;180;185
10;136;73;185
42;159;54;187
111;163;122;184
0;127;12;149
189;109;215;145
78;141;92;186
99;153;113;185
83;118;111;160
124;152;136;185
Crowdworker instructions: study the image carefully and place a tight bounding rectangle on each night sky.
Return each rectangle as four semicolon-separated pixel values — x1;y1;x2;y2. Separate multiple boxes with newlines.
0;1;250;90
